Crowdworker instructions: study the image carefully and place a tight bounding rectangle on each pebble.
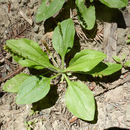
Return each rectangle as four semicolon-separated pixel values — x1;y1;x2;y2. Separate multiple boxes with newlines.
28;2;34;9
52;120;58;129
106;103;115;112
0;58;4;64
33;25;39;33
5;64;11;71
36;33;42;41
8;105;12;110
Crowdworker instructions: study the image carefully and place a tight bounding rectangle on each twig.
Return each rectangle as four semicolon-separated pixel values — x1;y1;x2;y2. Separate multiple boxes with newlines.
8;1;11;13
0;67;25;83
95;73;130;97
19;10;33;25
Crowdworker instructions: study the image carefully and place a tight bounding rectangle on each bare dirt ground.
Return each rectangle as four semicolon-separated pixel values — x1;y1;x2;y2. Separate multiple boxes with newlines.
0;0;130;130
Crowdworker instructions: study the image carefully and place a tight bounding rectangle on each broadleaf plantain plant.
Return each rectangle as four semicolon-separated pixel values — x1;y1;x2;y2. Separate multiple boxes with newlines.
3;19;122;121
35;0;128;30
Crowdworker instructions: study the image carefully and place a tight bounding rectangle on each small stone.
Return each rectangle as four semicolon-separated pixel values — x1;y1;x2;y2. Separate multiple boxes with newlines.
5;64;11;71
33;25;39;33
0;58;4;64
106;103;115;112
52;120;58;129
7;104;12;110
36;32;43;40
28;3;34;9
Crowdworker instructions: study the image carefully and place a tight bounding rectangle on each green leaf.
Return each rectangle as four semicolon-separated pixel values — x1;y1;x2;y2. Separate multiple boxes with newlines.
128;34;130;39
126;34;130;43
66;49;106;72
90;0;93;2
76;0;95;30
12;55;44;70
99;0;128;8
35;0;65;23
52;19;75;59
126;39;130;43
87;62;122;77
124;61;130;67
65;79;95;121
6;38;57;71
16;76;51;104
3;73;29;93
113;56;121;63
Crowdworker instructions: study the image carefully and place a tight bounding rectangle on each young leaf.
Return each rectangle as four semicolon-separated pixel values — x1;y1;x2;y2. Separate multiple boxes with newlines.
126;34;130;43
65;79;95;121
35;0;65;23
16;76;51;104
52;19;75;59
124;61;130;67
76;0;95;30
3;73;29;93
99;0;128;8
128;34;130;39
87;62;122;77
66;49;106;72
113;56;121;63
6;38;57;71
126;39;130;43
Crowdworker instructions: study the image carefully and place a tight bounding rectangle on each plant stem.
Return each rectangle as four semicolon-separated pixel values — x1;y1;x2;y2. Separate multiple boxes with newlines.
64;74;70;84
50;73;61;80
61;74;65;82
49;53;59;68
61;56;65;69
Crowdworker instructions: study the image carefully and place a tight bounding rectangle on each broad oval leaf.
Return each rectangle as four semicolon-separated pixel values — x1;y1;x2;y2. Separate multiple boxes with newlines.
3;73;29;93
65;80;95;121
87;62;122;77
16;76;51;104
99;0;128;8
6;38;57;71
124;61;130;67
35;0;65;23
76;0;95;30
52;19;75;59
66;49;106;72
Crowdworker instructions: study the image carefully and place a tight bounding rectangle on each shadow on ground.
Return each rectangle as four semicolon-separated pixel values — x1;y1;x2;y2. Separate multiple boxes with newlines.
32;85;59;111
104;127;130;130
